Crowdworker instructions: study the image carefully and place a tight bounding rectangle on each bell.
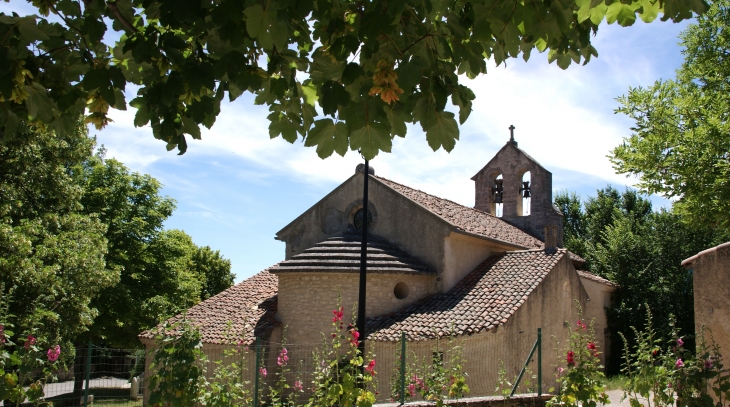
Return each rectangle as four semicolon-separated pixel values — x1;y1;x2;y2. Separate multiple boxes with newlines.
494;194;503;204
520;181;531;198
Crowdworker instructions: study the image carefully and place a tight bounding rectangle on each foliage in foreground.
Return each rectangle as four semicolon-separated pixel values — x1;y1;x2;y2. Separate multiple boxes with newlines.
0;0;706;159
0;293;63;407
554;187;730;373
612;0;730;231
389;332;469;405
620;307;730;407
547;310;609;407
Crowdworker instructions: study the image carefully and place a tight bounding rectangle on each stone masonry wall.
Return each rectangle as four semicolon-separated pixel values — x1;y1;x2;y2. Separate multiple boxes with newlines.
472;143;563;246
276;272;437;345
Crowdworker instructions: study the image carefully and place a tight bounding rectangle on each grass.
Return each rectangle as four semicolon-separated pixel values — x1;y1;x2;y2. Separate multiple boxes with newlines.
92;398;143;407
605;375;628;391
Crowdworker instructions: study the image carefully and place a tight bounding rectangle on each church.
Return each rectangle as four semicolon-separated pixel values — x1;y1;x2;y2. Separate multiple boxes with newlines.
140;133;616;399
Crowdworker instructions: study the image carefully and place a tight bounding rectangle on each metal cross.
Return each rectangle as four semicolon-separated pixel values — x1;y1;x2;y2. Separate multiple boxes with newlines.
509;125;515;142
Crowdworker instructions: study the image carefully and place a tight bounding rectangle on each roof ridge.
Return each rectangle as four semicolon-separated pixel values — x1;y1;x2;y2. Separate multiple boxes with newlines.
373;175;497;219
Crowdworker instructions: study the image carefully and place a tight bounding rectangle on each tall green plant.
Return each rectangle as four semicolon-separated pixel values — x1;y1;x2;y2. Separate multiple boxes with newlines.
202;323;253;407
621;306;730;407
307;305;377;407
548;308;609;407
148;317;208;407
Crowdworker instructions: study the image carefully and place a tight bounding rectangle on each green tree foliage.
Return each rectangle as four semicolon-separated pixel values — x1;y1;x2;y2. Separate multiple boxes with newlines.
0;0;707;159
193;246;234;300
0;122;233;350
612;0;730;230
554;187;730;374
76;154;234;348
0;123;119;350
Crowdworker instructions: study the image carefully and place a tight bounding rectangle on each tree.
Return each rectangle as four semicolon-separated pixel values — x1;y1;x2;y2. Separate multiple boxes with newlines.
0;0;705;160
612;0;730;230
76;154;234;348
554;187;730;374
193;246;234;300
0;123;119;352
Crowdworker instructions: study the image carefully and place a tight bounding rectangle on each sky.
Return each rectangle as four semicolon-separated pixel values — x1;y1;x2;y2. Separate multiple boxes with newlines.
2;2;691;283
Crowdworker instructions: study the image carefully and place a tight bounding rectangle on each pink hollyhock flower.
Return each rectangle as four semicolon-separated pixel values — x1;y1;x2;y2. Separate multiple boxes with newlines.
332;307;344;323
677;338;684;347
675;359;684;368
587;342;596;350
294;380;303;392
408;383;416;397
350;329;360;346
277;348;288;366
259;367;267;377
566;350;575;366
364;359;376;376
47;345;60;362
25;335;37;350
704;359;713;370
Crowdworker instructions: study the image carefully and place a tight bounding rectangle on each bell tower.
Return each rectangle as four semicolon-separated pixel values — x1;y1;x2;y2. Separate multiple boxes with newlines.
471;126;563;246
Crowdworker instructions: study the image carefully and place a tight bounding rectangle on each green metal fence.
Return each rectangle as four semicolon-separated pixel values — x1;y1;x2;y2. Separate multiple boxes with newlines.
3;330;543;407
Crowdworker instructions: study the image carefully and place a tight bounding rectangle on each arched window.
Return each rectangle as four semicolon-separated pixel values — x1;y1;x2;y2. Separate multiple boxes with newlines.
492;174;504;218
519;171;531;216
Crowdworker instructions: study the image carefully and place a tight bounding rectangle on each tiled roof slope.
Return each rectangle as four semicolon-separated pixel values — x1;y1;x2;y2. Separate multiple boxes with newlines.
139;267;279;345
375;176;544;249
271;235;434;275
367;249;567;341
577;270;617;287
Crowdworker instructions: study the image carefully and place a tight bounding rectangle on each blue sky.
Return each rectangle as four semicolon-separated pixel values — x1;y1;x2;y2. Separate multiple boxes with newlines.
1;1;691;282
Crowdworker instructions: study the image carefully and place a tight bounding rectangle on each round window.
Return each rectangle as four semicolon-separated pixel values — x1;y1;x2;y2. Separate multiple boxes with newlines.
394;282;409;300
353;208;373;231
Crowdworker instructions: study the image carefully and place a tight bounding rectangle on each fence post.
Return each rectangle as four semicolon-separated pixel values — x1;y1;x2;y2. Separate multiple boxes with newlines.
537;328;542;396
254;337;261;407
400;331;406;406
510;334;539;397
83;342;92;407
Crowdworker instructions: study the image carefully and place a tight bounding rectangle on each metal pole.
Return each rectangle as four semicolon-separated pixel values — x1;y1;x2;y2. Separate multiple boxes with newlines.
537;328;542;396
510;337;539;397
83;342;92;407
254;337;261;407
357;160;369;360
400;331;406;406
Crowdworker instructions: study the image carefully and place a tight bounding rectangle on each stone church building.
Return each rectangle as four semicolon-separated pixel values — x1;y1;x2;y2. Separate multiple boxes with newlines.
140;135;616;400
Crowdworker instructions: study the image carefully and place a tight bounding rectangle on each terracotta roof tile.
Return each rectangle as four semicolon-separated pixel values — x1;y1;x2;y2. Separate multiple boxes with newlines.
366;249;567;341
576;270;617;287
139;267;279;345
271;234;435;275
374;176;544;249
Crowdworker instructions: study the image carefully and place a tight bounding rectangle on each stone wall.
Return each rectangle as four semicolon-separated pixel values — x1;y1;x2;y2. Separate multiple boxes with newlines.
683;241;730;405
577;277;615;368
369;253;592;399
275;173;455;276
276;272;437;345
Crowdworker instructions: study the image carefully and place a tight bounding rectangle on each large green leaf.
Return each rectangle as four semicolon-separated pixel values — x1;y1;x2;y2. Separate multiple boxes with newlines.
304;119;349;158
349;121;391;159
320;80;350;117
25;83;58;123
423;111;459;152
